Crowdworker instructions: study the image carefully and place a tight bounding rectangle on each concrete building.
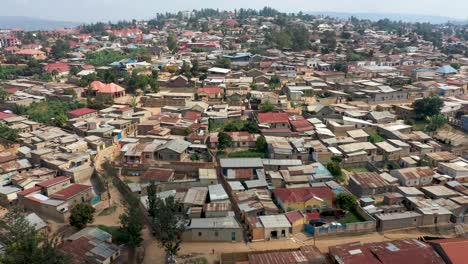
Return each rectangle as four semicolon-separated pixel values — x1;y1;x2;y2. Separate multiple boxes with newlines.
348;172;394;197
258;215;292;240
390;167;435;187
184;216;243;242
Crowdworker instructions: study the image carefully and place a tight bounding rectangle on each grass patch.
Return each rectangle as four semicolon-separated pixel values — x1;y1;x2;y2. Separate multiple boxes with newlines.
184;258;209;264
228;149;267;158
412;119;429;131
369;132;385;143
123;179;133;184
98;205;117;216
338;208;366;224
98;225;130;244
346;167;370;173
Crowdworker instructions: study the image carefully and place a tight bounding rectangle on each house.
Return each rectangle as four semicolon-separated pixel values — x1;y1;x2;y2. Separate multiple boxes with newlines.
67;108;98;119
220;158;264;180
390;167;435;187
429;238;468;264
348;172;394;197
17;176;93;222
438;159;468;180
197;86;223;100
61;227;120;264
330;239;444;264
154;139;191;161
183;216;243;242
258;215;292;240
43;62;70;77
16;49;46;60
272;186;335;211
257;112;290;129
85;81;125;99
285;211;306;234
374;211;423;231
167;75;190;88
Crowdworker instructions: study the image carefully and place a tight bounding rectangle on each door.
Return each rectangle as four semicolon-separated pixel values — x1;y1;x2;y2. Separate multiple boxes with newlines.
231;232;236;241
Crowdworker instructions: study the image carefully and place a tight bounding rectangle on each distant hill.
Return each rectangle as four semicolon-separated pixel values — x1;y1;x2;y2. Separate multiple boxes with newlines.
0;16;81;31
306;12;466;24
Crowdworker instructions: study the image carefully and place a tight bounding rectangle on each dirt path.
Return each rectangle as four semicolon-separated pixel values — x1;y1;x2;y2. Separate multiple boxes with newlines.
172;229;438;264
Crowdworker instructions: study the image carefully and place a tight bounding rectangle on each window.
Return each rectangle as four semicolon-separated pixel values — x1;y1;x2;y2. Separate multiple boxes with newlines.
198;232;202;237
214;231;218;237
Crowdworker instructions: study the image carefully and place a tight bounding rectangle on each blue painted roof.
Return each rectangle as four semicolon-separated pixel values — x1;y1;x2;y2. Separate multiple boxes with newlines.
436;65;457;74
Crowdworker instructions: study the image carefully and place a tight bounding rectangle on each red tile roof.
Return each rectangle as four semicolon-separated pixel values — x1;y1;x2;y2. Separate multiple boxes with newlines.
67;107;97;117
36;176;70;188
49;184;91;200
43;62;70;73
257;112;289;124
88;81;124;94
273;187;335;203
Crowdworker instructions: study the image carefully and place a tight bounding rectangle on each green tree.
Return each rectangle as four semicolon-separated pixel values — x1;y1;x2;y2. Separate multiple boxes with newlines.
412;97;444;117
214;58;231;68
336;193;357;211
147;181;158;218
255;135;268;153
268;75;281;89
120;194;144;263
167;34;178;52
425;114;447;132
260;101;275;112
150;195;186;261
101;161;117;208
0;87;10;100
0;206;70;264
217;132;233;150
69;203;96;229
51;39;70;60
0;124;19;142
326;162;342;178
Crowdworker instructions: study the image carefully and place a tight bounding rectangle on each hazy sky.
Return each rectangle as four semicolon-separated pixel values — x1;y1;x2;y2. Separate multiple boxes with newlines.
3;0;468;22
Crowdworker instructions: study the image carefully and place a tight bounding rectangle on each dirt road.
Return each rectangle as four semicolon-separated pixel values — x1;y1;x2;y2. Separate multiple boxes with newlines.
140;228;440;264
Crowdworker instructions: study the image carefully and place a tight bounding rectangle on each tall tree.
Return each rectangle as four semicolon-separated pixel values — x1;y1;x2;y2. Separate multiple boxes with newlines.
120;194;144;263
101;160;117;208
149;193;185;262
0;207;70;264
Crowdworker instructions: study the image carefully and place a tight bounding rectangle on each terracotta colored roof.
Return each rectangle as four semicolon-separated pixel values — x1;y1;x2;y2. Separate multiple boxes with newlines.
285;211;304;223
44;62;70;73
88;81;124;94
0;112;17;120
273;187;334;203
36;176;70;188
430;238;468;264
257;112;289;124
67;107;97;117
49;184;91;200
306;211;321;221
197;86;222;94
17;186;42;196
141;168;174;182
184;111;201;121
